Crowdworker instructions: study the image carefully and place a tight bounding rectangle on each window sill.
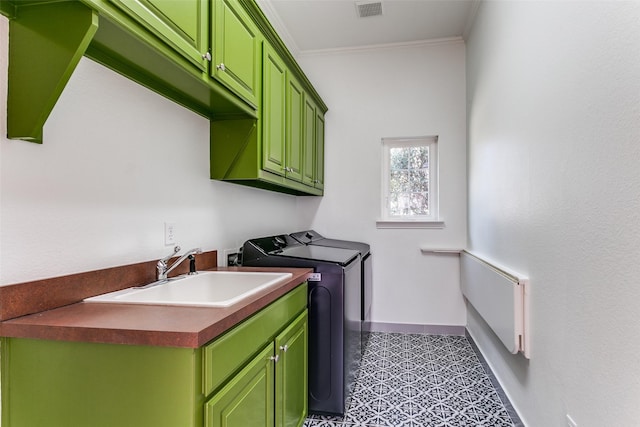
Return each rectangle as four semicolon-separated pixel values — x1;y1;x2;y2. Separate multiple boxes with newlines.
376;220;445;229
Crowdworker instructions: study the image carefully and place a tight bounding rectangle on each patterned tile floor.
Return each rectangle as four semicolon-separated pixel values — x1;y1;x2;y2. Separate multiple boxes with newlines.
304;332;523;427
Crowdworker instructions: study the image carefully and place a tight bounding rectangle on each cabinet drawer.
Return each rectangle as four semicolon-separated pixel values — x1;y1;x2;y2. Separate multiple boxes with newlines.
203;283;307;396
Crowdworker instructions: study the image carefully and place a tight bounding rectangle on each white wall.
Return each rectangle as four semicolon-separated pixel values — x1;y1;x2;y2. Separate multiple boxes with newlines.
0;16;303;285
466;1;640;425
0;11;467;329
296;41;467;327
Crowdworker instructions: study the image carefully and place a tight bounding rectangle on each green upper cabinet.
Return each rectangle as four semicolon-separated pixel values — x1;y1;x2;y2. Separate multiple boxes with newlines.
5;1;98;143
262;44;310;185
314;111;325;190
4;0;259;143
302;97;317;187
286;73;305;183
211;0;262;108
302;98;325;190
262;42;288;177
4;0;326;195
209;46;326;196
108;0;209;71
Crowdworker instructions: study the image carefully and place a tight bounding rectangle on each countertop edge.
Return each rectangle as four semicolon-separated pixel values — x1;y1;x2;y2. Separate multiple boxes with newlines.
0;267;312;348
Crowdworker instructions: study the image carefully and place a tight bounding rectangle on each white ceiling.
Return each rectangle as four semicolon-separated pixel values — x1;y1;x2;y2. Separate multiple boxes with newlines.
258;0;480;55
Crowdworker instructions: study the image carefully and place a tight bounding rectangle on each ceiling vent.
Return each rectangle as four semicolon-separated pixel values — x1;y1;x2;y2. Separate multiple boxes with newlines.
355;1;383;18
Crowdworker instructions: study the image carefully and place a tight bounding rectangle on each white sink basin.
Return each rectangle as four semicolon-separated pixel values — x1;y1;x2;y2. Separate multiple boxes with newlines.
84;271;293;307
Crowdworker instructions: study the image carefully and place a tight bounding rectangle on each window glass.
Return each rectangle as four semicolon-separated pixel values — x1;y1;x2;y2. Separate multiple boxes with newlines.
382;136;438;221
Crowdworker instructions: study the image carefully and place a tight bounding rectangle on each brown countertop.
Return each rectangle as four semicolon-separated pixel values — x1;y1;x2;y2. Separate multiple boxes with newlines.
0;266;312;348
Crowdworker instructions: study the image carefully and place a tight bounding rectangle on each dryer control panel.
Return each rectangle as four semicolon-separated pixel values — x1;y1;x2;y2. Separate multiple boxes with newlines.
245;234;298;254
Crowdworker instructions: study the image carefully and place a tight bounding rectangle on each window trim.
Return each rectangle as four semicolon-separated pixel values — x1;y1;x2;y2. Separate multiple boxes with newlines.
375;219;445;229
378;136;440;228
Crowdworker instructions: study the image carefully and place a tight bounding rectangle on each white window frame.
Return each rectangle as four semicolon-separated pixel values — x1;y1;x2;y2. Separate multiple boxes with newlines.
377;136;443;229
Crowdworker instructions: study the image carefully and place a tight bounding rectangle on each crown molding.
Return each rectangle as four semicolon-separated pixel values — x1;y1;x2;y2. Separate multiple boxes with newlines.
254;0;301;58
299;36;465;57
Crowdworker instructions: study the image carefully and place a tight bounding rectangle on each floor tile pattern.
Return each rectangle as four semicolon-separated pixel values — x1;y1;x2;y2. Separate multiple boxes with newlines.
304;332;522;427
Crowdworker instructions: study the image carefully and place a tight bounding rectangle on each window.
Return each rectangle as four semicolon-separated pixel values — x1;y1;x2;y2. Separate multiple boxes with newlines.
378;136;442;228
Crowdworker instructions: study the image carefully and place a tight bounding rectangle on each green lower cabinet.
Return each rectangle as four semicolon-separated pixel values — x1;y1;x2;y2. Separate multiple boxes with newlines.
205;344;276;427
275;311;308;427
1;284;308;427
205;310;308;427
0;339;203;427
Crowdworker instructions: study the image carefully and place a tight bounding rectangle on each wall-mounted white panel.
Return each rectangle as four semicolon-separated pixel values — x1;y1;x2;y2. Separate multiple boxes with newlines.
460;251;528;357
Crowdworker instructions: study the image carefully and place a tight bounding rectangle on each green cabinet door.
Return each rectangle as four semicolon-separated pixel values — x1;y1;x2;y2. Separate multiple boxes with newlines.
275;311;308;427
302;98;325;190
286;74;305;182
212;0;261;107
205;343;276;427
109;0;209;70
315;111;325;190
302;97;317;187
262;43;287;177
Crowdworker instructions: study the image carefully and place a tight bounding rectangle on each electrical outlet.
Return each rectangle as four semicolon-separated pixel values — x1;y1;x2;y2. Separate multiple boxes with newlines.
566;414;577;427
164;222;176;245
223;248;239;267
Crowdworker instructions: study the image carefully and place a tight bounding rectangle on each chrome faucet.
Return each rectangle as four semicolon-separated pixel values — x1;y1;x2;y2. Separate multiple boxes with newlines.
157;246;203;280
